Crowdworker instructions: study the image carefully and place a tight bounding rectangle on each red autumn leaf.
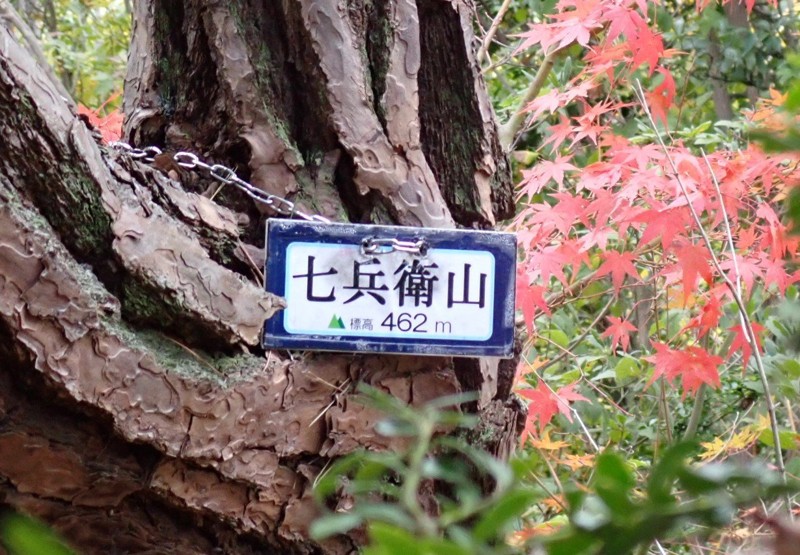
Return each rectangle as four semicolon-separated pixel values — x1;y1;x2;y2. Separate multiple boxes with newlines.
605;4;649;44
630;26;665;75
601;316;637;352
518;381;587;439
519;382;557;439
553;382;588;420
519;154;576;197
596;251;640;294
683;294;723;338
646;343;723;397
719;255;763;295
516;274;550;335
644;67;675;125
78;94;123;143
672;241;713;301
633;206;690;250
542;116;575;150
728;323;765;371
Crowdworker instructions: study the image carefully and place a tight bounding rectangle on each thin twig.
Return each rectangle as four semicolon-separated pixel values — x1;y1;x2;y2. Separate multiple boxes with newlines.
476;0;513;66
633;80;787;497
535;295;615;374
532;368;600;453
700;150;744;302
237;240;265;288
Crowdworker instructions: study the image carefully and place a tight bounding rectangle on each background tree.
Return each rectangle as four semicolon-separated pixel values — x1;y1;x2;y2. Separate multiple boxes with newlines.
0;1;522;553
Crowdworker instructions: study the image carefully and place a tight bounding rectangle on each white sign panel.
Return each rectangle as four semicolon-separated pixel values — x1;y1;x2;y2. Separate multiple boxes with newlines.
263;220;516;357
283;243;495;341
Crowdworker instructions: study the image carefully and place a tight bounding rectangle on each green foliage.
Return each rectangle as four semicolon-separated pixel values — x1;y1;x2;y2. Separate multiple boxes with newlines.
0;512;74;555
16;0;130;108
310;389;794;554
312;385;535;555
540;442;792;554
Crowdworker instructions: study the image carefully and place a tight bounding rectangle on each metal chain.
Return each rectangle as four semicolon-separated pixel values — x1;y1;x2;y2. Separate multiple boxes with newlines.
109;141;330;223
361;237;428;257
109;142;433;256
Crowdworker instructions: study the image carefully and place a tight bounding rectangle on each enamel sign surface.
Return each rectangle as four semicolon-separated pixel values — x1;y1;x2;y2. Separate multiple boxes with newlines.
263;220;516;357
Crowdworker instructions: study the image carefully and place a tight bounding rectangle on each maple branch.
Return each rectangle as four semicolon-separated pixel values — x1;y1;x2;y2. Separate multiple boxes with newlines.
634;81;787;495
535;296;614;376
701;150;744;300
476;0;513;66
499;48;560;150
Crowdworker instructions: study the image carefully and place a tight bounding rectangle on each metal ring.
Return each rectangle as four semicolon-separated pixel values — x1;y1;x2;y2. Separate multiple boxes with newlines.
173;151;199;169
209;164;235;184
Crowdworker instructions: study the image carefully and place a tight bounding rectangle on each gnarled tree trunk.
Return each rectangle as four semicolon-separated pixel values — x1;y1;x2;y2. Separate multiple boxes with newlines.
0;1;522;553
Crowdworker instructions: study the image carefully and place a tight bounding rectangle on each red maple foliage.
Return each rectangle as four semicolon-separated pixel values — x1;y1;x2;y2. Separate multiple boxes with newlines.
517;381;588;441
646;343;723;397
512;0;799;443
601;316;637;352
78;93;123;143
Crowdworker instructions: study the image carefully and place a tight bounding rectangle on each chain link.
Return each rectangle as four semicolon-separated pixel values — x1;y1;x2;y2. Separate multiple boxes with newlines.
109;142;433;256
110;142;330;223
361;237;428;256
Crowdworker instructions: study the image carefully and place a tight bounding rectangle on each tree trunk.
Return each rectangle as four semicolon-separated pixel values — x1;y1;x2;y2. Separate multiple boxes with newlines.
0;2;522;553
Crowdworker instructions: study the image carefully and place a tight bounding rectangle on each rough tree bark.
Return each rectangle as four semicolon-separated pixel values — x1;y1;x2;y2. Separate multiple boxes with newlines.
0;1;522;553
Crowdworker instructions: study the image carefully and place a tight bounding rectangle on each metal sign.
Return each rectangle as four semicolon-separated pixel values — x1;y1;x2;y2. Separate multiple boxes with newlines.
262;220;516;357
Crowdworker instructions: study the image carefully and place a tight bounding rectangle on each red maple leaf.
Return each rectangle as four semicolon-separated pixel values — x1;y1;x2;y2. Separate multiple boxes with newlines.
518;381;587;439
672;241;713;302
728;323;765;371
542;116;576;150
78;93;123;143
595;251;640;294
683;294;723;338
601;316;637;352
519;154;576;197
630;26;665;75
644;67;675;126
516;273;550;335
646;343;722;397
553;382;588;421
631;206;690;250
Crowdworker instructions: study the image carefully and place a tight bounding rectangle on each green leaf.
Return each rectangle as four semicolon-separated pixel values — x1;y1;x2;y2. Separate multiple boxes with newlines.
0;513;75;555
758;428;800;450
593;452;635;515
309;513;363;540
472;489;539;542
614;356;641;382
647;441;698;505
364;522;420;555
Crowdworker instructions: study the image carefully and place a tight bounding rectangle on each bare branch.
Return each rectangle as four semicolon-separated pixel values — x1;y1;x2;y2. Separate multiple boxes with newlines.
476;0;512;66
499;49;559;150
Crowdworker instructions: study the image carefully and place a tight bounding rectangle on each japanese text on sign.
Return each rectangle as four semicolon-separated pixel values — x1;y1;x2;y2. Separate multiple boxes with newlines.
284;243;496;340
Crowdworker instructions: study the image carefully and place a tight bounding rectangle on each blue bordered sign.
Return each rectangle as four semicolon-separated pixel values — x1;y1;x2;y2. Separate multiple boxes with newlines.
262;220;516;357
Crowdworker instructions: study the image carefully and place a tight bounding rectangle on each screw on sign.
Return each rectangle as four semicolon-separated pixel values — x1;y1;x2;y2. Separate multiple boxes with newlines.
263;220;516;357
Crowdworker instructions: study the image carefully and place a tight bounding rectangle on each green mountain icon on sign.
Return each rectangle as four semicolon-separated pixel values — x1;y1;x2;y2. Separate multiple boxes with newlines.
328;314;345;329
